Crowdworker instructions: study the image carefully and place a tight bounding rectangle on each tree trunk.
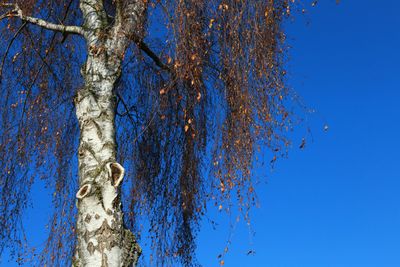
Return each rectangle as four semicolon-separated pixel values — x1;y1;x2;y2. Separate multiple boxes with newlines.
72;43;140;267
70;1;145;265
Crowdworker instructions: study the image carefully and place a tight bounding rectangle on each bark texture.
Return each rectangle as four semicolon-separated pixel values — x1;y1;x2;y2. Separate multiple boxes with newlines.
72;1;146;266
73;66;140;267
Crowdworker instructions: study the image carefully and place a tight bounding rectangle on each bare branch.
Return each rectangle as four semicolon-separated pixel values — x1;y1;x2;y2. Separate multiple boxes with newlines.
128;34;173;73
116;92;138;126
1;3;84;35
0;13;10;21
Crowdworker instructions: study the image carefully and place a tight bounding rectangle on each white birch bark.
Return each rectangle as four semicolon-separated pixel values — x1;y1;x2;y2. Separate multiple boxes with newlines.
73;58;140;267
72;1;146;266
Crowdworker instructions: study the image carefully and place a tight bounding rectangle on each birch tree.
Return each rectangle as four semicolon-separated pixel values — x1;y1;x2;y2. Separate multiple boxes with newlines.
0;0;295;266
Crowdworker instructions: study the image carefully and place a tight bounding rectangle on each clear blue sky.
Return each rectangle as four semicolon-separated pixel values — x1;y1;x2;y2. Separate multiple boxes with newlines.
196;1;400;267
2;1;400;266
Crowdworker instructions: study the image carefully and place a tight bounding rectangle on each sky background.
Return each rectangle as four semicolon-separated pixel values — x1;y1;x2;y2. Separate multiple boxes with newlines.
197;1;400;266
2;0;400;266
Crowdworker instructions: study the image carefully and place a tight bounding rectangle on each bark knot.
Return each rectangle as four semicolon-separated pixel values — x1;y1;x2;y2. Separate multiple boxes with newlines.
76;184;92;199
106;162;125;187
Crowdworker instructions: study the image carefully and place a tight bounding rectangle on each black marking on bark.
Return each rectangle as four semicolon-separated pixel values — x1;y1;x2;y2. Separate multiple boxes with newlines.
80;141;101;163
84;214;92;223
84;230;90;243
102;141;115;150
86;183;107;212
83;118;103;139
87;242;95;255
79;162;87;171
75;88;93;103
92;119;103;139
78;148;85;158
85;166;103;179
98;109;114;121
81;219;121;263
98;220;113;237
101;253;109;267
112;194;121;209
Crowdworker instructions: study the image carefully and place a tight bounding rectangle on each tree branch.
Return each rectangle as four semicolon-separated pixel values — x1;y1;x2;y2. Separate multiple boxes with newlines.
116;92;138;126
137;40;170;71
129;34;173;73
114;0;147;35
110;0;148;58
79;0;108;43
1;3;84;35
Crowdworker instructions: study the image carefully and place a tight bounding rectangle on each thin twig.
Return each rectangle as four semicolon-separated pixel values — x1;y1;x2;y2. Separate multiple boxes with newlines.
0;22;27;83
116;92;137;126
132;100;160;144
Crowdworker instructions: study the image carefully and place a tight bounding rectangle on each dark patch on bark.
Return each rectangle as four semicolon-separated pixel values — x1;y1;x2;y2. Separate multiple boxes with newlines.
87;242;95;255
84;214;92;223
122;229;142;267
110;163;122;186
77;184;91;199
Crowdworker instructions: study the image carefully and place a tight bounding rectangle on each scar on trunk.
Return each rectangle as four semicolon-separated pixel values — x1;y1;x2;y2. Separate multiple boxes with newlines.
76;183;92;199
106;162;125;187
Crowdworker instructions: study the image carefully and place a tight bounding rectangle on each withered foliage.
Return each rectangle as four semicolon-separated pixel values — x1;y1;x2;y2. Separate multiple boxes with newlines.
0;0;297;266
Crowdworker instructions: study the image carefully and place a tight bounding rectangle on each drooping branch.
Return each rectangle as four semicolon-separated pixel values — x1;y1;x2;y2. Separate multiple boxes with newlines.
1;3;84;35
0;22;26;82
